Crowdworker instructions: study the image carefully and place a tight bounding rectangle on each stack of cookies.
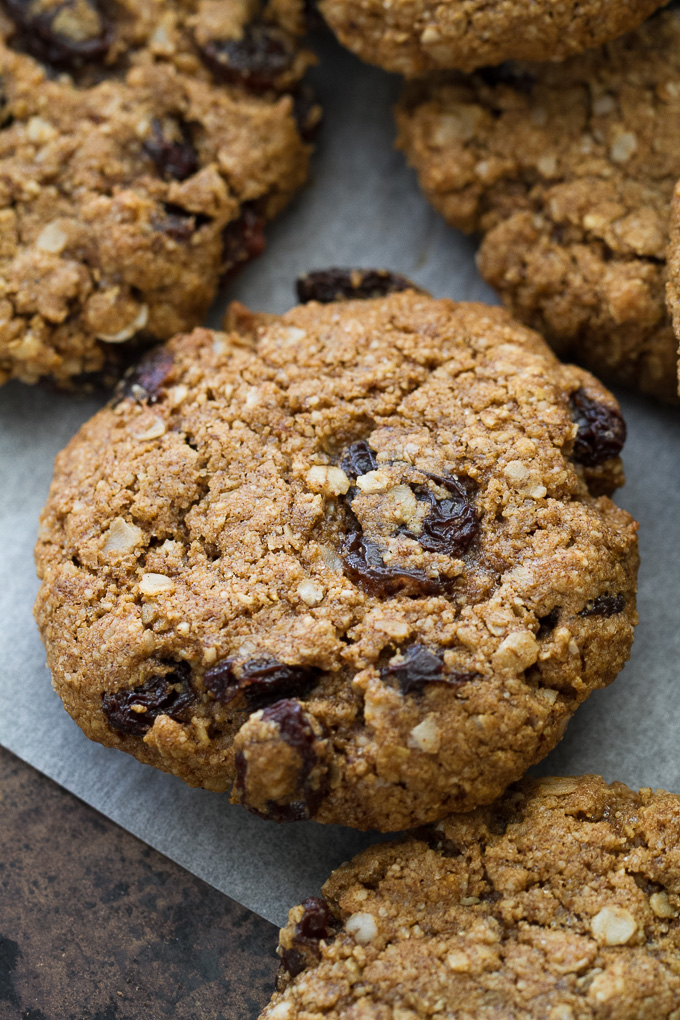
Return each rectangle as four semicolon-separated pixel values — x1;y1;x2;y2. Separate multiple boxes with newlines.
2;1;678;1016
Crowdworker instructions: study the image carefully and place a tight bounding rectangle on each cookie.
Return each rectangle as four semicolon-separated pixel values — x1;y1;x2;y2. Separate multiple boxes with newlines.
665;180;680;360
317;0;666;77
0;0;317;387
396;10;680;402
34;283;639;831
261;775;680;1019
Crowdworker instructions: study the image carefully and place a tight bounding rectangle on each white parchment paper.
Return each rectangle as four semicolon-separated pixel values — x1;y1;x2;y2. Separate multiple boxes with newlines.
1;34;680;930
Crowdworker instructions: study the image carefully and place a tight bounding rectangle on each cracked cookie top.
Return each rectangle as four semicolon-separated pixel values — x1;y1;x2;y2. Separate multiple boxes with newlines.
34;287;639;831
262;775;680;1019
0;0;317;387
317;0;666;77
396;10;680;401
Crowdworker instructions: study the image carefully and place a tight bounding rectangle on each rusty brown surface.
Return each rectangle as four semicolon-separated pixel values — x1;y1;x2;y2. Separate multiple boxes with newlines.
0;747;278;1020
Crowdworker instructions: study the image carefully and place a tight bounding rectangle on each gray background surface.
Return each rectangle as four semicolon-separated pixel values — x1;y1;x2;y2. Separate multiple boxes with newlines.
1;35;679;929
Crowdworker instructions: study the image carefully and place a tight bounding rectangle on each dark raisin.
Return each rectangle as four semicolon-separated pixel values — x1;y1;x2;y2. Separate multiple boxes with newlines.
222;204;266;278
278;896;335;982
570;389;626;466
3;0;114;68
198;23;295;91
102;662;194;736
296;897;333;940
237;699;326;822
143;119;199;182
477;63;536;94
342;532;451;597
340;440;378;478
537;607;560;638
279;947;306;979
112;347;174;406
403;475;478;556
381;645;442;693
579;593;625;618
381;644;477;695
203;657;320;711
296;268;417;304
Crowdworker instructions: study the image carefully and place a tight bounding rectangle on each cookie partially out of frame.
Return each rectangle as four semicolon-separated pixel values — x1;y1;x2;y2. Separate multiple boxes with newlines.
396;10;680;401
665;180;680;361
261;775;680;1020
35;279;638;831
317;0;666;77
0;0;317;387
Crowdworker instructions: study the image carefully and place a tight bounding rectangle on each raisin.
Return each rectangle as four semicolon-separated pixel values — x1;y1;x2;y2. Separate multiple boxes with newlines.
198;23;295;92
102;662;194;736
279;896;335;983
403;475;478;556
203;657;320;711
342;531;451;597
339;455;477;594
143;119;198;182
279;947;306;979
579;593;625;618
112;347;174;406
382;645;442;693
570;389;626;466
381;644;477;695
340;440;378;478
3;0;114;68
296;268;416;304
537;607;560;638
222;204;266;278
296;897;333;940
477;63;536;94
236;699;327;822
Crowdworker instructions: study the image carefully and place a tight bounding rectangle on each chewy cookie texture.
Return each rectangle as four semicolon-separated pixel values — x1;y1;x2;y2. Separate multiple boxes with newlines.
261;775;680;1020
317;0;666;77
34;284;639;831
0;0;316;387
396;9;680;402
666;179;680;360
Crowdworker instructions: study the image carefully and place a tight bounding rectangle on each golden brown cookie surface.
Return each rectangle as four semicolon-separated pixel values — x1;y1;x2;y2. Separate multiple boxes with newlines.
262;775;680;1019
35;289;639;830
318;0;666;76
665;179;680;385
0;0;316;387
396;11;680;401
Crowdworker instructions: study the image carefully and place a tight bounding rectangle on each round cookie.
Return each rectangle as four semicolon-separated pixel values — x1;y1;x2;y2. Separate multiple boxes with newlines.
262;775;680;1019
317;0;666;77
34;281;639;831
0;0;317;387
396;10;680;402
